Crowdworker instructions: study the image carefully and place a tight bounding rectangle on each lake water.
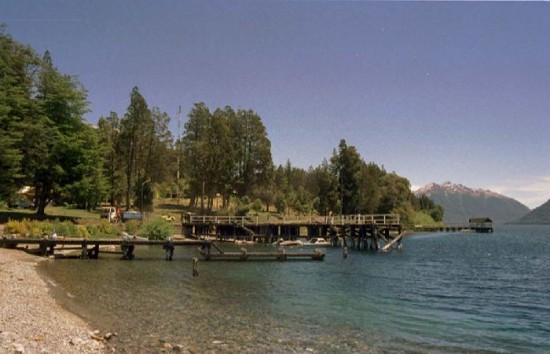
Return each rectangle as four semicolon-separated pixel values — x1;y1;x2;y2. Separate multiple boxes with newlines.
39;225;550;353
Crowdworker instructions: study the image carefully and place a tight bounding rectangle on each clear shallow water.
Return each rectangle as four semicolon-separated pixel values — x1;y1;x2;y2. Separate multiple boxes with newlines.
39;225;550;353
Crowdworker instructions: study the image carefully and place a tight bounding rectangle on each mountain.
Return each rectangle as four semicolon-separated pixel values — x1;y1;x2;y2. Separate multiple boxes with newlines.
414;182;530;224
509;199;550;224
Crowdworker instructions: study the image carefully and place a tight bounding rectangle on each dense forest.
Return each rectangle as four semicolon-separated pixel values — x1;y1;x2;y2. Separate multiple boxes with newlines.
0;27;443;224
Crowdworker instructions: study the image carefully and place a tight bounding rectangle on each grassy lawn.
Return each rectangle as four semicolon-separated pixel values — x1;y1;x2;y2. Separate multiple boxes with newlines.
0;206;99;224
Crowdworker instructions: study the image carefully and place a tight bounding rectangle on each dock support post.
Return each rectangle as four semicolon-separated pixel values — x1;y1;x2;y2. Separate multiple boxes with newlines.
80;239;88;259
192;257;199;277
277;246;287;261
89;243;100;259
39;239;48;257
121;242;135;260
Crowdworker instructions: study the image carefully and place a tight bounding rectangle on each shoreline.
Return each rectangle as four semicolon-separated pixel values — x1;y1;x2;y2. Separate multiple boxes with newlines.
0;248;106;353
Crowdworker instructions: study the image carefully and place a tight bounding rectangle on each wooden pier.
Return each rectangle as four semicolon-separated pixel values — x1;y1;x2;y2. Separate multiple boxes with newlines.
197;244;325;261
411;217;494;233
0;237;205;259
1;213;405;260
183;214;403;252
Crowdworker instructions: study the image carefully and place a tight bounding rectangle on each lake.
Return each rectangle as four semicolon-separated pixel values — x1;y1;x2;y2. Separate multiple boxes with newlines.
39;225;550;353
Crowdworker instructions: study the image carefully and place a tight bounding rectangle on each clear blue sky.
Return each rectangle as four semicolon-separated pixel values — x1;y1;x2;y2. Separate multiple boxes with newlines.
2;1;549;208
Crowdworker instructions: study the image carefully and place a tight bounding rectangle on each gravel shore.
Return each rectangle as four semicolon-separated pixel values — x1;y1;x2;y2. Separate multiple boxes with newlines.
0;248;106;354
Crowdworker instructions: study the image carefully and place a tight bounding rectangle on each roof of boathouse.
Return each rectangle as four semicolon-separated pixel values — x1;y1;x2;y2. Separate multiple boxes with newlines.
468;217;493;223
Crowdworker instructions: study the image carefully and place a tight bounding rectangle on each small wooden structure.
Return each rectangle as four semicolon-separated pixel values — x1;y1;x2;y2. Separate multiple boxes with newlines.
468;217;494;233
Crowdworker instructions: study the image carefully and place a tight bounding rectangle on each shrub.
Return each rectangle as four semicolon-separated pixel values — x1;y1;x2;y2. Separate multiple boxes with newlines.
35;222;54;237
77;225;91;238
53;221;78;237
124;220;141;235
140;219;172;240
96;221;122;237
85;224;99;238
4;219;29;236
252;199;263;213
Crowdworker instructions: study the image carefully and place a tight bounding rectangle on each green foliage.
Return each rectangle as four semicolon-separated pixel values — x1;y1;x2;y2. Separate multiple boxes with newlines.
4;219;29;236
251;198;263;213
274;193;288;214
77;225;91;238
140;219;172;240
124;220;141;234
3;219;80;238
0;28;38;201
413;211;441;226
52;221;78;237
84;221;122;238
182;104;273;212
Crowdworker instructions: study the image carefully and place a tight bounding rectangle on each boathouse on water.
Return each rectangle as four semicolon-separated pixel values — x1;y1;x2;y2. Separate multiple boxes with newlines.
468;217;493;233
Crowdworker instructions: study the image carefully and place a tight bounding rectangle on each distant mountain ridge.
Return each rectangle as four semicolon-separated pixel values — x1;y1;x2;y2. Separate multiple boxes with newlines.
414;181;530;224
509;199;550;224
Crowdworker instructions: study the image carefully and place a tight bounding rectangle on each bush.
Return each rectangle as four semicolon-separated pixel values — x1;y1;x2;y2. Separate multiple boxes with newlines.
4;219;29;236
53;221;78;237
252;199;263;213
77;225;91;238
96;221;122;237
85;224;99;238
140;219;172;240
125;220;141;235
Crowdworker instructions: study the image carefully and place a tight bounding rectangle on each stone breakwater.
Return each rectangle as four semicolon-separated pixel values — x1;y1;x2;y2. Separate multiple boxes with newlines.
0;248;105;353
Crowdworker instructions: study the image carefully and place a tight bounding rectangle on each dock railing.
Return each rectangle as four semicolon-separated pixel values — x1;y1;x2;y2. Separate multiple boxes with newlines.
186;214;400;226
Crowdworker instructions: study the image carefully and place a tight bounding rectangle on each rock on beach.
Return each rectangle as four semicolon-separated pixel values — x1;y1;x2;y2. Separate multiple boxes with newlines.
0;248;105;353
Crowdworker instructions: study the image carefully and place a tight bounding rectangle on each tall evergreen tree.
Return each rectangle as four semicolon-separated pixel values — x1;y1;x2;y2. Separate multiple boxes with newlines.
331;139;363;215
231;109;273;197
0;27;39;201
97;112;124;205
182;102;210;209
312;159;339;216
22;50;89;215
118;87;153;210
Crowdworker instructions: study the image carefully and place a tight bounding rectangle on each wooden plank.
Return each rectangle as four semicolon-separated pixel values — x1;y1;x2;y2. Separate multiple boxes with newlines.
379;233;404;252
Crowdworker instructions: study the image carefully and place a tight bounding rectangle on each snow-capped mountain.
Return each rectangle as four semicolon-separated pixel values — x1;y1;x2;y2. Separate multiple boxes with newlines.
414;181;530;224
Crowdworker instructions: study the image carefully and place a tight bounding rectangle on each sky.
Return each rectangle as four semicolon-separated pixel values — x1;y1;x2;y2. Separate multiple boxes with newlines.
2;1;549;209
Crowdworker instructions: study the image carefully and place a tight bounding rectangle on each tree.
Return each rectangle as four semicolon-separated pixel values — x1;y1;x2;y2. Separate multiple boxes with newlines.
331;139;363;215
144;107;174;196
60;124;107;209
97;112;124;205
182;102;210;209
312;160;339;216
22;50;89;215
207;107;236;210
0;27;39;201
181;104;274;213
118;87;152;210
358;162;384;213
231;109;273;197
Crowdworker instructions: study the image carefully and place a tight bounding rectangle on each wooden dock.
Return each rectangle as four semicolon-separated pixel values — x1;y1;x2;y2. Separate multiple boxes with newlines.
182;214;403;252
197;245;325;261
0;237;205;259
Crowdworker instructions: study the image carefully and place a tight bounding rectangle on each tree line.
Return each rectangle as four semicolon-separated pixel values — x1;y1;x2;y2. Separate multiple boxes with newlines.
0;27;443;223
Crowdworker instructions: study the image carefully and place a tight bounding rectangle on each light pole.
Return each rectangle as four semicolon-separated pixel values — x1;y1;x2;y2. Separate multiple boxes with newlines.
141;178;151;218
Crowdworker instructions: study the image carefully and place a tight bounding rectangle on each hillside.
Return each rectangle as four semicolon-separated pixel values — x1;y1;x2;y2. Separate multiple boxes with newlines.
414;182;530;224
509;199;550;224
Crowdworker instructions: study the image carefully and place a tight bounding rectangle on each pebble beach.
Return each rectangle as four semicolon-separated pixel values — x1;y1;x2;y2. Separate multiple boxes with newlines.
0;248;106;354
